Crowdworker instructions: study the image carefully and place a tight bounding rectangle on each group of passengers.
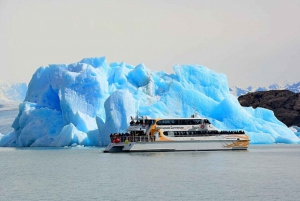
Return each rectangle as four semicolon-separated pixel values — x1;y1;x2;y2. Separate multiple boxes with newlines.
110;132;155;143
129;120;148;126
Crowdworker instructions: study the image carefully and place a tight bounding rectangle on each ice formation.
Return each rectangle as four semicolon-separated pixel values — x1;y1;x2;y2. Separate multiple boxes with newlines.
0;79;27;102
290;126;300;138
0;57;299;147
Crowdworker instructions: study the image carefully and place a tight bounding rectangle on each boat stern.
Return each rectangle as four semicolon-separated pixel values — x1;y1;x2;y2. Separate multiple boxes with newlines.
104;142;135;153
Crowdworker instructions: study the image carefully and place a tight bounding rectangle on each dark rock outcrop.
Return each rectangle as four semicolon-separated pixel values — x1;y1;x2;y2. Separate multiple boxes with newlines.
238;90;300;127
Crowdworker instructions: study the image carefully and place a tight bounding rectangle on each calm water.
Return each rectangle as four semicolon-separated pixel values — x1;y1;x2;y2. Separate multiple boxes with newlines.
0;145;300;201
0;108;18;134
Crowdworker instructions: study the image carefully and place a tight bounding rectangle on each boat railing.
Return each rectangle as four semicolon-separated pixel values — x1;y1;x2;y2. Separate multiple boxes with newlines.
110;136;155;143
169;131;245;136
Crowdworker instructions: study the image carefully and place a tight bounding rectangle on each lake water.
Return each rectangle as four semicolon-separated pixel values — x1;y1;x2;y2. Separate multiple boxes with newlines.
0;108;18;134
0;145;300;201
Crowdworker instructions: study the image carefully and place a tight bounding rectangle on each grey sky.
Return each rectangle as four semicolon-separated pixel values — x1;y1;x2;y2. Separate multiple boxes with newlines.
0;0;300;88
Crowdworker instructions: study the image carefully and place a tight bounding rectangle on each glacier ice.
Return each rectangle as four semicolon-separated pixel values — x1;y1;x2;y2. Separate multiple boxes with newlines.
0;57;299;147
0;79;27;102
290;126;300;138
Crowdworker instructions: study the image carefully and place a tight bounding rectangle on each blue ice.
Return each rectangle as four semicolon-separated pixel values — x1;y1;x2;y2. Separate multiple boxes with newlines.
0;57;299;147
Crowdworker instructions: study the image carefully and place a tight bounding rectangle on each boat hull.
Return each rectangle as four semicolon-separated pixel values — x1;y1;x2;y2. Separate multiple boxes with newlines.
104;139;249;153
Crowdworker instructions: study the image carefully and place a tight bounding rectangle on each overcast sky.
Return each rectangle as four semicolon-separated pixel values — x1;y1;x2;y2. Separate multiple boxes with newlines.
0;0;300;87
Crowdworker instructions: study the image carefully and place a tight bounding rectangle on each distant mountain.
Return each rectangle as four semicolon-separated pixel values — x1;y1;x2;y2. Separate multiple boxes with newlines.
0;79;27;104
230;81;300;97
287;82;300;93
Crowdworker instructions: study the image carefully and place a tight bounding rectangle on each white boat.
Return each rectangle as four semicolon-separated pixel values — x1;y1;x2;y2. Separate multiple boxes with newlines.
104;116;250;153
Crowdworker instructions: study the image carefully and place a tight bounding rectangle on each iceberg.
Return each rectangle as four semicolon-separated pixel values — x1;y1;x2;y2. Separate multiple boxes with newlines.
290;126;300;138
0;57;299;147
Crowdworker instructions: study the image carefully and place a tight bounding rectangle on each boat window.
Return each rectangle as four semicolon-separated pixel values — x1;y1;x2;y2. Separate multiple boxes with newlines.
168;131;174;137
203;119;211;124
187;120;194;125
164;120;170;125
193;119;202;124
156;119;208;125
145;119;154;125
157;120;174;125
163;131;168;136
134;131;146;136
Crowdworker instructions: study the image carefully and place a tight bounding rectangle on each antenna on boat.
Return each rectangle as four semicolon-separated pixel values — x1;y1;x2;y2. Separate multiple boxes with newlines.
192;100;198;118
193;110;198;118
